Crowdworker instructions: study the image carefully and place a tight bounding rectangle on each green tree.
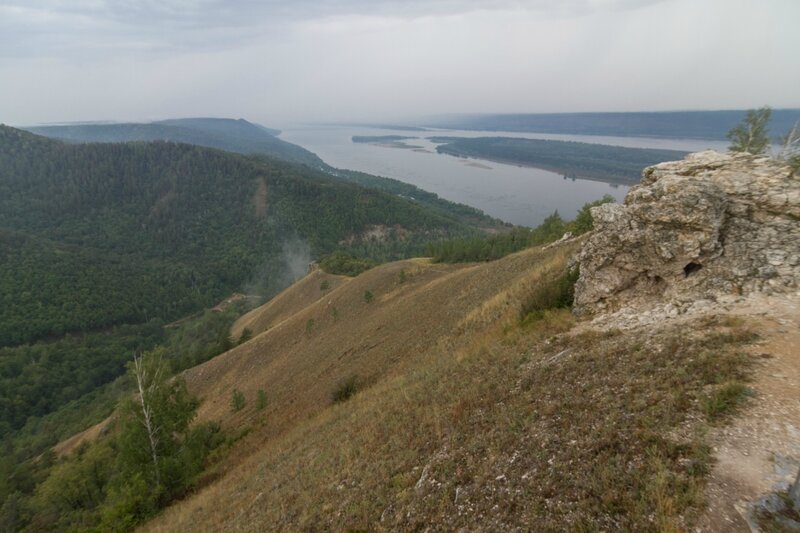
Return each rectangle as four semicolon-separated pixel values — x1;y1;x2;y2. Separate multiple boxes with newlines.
230;389;246;412
570;195;615;235
727;106;772;155
31;441;114;530
105;349;201;523
779;120;800;172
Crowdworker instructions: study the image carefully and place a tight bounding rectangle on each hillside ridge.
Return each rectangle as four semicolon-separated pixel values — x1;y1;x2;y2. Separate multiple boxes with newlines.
30;150;800;531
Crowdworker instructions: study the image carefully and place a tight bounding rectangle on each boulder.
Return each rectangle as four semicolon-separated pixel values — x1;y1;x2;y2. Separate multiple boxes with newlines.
574;151;799;315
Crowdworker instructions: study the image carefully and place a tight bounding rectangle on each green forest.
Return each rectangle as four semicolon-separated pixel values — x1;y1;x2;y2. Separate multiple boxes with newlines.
431;136;687;184
0;124;507;530
28;118;323;168
424;109;800;140
426;195;614;263
0;125;490;442
0;188;615;532
0;306;245;532
27;120;499;230
0;124;621;530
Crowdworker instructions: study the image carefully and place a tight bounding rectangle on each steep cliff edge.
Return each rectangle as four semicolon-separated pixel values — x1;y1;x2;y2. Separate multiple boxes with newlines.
575;150;798;320
574;151;800;531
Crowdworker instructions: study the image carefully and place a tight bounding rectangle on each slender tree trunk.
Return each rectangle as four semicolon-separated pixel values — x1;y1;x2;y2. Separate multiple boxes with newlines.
133;353;161;488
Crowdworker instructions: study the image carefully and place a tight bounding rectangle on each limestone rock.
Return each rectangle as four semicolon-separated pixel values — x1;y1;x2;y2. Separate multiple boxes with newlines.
574;150;799;315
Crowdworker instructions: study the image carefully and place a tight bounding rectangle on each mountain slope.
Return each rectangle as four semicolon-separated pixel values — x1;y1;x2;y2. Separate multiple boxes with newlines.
136;239;764;531
0;125;482;437
23;119;501;229
28;149;797;531
26;118;322;167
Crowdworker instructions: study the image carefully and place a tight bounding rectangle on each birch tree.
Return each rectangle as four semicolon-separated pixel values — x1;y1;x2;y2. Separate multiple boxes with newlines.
727;106;771;155
92;349;220;529
132;352;164;488
115;349;198;498
779;120;800;171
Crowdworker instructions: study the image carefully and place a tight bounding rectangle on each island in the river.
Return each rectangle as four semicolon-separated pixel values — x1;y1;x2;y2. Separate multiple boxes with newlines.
352;135;425;150
430;136;689;185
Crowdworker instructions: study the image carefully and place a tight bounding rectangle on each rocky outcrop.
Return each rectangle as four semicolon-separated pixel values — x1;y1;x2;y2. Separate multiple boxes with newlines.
574;150;799;316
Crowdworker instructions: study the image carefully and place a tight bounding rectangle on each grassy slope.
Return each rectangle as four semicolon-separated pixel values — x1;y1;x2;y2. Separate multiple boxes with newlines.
230;269;349;340
137;241;756;531
0;124;488;445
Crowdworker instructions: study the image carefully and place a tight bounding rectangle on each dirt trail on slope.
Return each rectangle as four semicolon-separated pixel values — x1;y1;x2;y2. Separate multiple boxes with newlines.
696;293;800;531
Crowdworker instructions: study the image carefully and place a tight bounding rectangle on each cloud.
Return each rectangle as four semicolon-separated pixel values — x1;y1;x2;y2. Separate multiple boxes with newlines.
0;0;797;126
0;0;667;57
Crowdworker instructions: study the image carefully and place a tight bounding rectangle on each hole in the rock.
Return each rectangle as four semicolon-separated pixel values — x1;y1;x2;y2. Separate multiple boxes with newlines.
683;262;703;277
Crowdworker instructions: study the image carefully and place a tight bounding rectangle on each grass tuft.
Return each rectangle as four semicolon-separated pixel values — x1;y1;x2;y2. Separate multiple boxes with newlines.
519;266;579;323
702;381;752;421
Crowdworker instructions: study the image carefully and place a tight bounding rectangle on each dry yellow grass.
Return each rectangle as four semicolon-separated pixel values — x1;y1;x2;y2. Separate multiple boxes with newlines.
230;269;348;340
52;418;113;457
182;244;571;442
138;240;755;531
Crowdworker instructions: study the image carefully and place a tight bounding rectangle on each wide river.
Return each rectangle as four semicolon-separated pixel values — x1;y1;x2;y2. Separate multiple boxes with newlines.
279;126;729;227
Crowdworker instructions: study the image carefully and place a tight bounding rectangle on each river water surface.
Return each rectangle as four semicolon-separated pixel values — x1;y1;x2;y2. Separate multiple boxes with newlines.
279;126;729;227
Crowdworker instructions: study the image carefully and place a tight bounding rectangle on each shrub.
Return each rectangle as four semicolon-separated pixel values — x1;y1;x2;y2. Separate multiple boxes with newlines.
230;389;245;412
569;195;615;235
363;290;374;303
332;375;359;403
427;197;613;265
320;279;330;291
256;389;267;410
319;252;377;277
237;328;252;345
520;267;580;322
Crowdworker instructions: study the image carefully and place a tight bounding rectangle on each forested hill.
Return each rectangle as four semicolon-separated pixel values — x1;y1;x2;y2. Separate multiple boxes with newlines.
432;136;688;185
426;109;800;140
156;117;281;137
26;117;323;167
24;119;497;227
0;125;479;346
0;125;481;435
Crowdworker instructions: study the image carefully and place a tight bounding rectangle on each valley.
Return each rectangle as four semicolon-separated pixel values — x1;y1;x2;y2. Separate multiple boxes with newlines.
0;122;501;527
4;1;798;530
1;114;798;532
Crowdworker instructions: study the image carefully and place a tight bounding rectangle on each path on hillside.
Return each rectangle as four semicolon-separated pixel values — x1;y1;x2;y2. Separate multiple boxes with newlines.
697;293;800;531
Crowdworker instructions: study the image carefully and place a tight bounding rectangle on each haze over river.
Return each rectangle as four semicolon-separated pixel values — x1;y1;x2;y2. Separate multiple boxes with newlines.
280;126;729;227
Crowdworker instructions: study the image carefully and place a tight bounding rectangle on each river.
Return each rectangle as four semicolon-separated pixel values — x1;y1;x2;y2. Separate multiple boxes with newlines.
279;125;730;227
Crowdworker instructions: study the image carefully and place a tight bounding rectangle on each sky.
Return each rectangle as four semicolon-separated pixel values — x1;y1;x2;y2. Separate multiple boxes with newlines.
1;0;799;127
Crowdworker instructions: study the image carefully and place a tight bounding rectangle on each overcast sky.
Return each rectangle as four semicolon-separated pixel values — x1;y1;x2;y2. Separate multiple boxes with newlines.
1;0;798;127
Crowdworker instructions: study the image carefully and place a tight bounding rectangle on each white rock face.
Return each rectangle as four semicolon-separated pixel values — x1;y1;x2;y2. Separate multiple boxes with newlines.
574;151;799;315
